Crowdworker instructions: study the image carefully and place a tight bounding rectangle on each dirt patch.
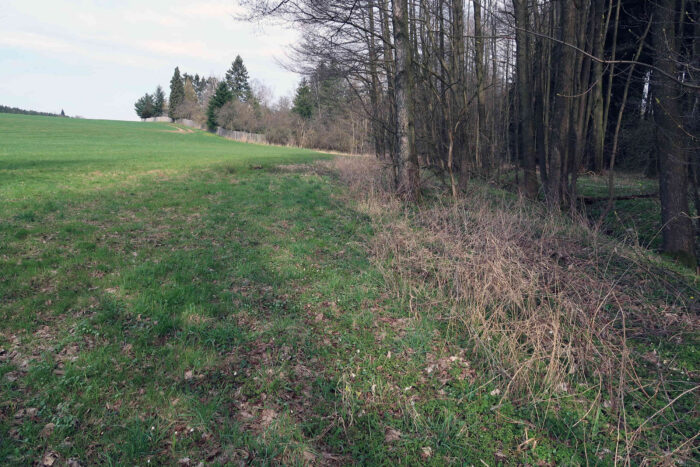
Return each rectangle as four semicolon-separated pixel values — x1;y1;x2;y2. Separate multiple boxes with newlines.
162;125;195;134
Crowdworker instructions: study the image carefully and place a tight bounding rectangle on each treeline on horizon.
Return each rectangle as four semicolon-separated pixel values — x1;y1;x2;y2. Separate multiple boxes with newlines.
1;105;67;118
238;0;699;270
135;56;368;153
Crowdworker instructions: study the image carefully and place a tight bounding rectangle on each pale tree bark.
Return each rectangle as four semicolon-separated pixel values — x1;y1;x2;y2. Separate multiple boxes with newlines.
380;0;399;184
367;0;383;160
393;0;421;201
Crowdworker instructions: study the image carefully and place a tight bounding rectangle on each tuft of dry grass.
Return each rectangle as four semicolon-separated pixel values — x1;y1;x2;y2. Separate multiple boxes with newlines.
325;155;699;462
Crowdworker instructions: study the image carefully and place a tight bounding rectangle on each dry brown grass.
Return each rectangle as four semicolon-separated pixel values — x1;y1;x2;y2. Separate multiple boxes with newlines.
323;155;699;462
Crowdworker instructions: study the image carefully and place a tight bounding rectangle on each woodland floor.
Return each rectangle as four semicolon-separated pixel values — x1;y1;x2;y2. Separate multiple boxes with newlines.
1;114;698;465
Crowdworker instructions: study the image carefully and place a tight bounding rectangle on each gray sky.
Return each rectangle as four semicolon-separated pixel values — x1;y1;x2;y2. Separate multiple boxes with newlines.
0;0;299;121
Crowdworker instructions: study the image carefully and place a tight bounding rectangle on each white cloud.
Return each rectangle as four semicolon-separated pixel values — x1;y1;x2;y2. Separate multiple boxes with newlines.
0;31;165;69
121;9;186;28
140;39;226;62
174;1;244;19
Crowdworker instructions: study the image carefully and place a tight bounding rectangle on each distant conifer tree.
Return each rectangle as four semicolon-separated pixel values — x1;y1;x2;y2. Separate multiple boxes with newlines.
168;67;185;119
135;93;155;119
153;86;166;117
292;79;313;120
225;56;252;102
207;81;233;130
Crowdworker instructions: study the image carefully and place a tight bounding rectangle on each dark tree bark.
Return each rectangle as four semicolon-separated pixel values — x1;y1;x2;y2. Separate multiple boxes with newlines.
513;0;538;197
473;0;486;173
547;0;577;206
653;1;696;262
652;0;697;268
590;0;607;173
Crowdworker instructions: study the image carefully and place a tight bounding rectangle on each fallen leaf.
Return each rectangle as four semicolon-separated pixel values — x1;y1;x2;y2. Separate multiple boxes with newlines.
42;451;59;466
184;370;194;380
261;409;277;426
385;427;402;443
421;447;432;459
302;450;316;463
40;423;56;438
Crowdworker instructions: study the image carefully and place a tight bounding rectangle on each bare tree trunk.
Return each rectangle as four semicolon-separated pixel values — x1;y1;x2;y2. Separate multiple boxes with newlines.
368;0;383;160
569;3;593;211
652;0;697;268
590;0;607;172
380;0;399;185
394;0;420;201
451;0;468;182
547;0;577;206
513;0;538;197
473;0;486;174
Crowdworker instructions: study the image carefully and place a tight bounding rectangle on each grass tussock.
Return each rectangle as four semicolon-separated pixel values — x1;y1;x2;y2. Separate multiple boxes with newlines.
327;155;699;462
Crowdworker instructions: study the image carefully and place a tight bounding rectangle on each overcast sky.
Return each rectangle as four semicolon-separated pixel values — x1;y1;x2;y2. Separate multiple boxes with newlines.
0;0;300;121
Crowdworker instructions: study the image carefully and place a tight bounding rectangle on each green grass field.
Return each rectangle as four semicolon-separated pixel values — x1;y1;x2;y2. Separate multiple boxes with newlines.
1;114;697;465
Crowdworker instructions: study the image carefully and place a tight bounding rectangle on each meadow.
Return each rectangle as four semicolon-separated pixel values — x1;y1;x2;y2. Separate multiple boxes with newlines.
1;114;697;465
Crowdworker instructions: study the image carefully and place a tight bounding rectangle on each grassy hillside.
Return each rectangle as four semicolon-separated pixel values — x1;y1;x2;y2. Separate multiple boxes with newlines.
1;114;697;465
0;114;321;201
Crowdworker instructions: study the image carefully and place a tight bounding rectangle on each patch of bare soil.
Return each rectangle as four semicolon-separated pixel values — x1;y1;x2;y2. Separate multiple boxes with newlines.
162;125;195;134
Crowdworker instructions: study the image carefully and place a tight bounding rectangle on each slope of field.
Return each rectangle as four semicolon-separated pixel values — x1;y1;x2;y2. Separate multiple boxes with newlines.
1;114;697;465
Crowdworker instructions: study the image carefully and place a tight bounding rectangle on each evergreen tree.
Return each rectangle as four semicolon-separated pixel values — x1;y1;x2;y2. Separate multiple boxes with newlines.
168;67;185;119
207;81;233;130
153;85;166;117
292;79;313;120
60;109;65;117
135;93;155;119
225;55;252;102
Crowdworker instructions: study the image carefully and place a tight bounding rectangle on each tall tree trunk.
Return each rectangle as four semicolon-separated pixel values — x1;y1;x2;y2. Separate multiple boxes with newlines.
473;0;486;174
569;3;593;210
451;0;467;181
380;0;398;185
590;0;607;172
547;0;577;205
652;0;697;268
513;0;538;197
393;0;421;201
368;0;383;160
